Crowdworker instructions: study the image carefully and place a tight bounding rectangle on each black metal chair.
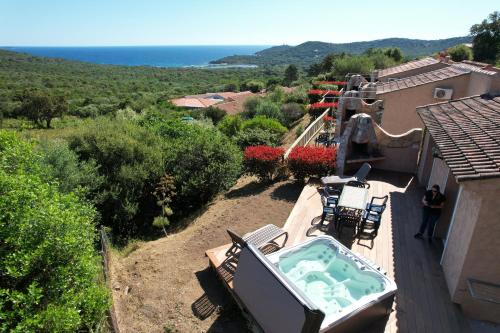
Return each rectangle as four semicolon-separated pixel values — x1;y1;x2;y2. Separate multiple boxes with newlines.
358;195;388;239
346;180;370;189
315;133;329;146
337;208;362;238
313;189;341;230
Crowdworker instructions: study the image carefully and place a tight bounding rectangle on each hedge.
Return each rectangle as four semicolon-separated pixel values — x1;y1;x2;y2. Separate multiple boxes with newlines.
244;145;284;181
287;146;337;181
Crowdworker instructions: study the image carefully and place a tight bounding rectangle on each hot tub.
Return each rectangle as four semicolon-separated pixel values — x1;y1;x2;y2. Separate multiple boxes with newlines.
233;236;396;333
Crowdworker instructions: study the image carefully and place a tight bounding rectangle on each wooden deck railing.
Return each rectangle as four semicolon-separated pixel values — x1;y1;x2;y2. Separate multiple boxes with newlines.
100;227;121;333
284;107;330;159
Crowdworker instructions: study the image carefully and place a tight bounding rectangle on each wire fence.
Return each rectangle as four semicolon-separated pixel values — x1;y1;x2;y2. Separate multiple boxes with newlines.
99;227;121;333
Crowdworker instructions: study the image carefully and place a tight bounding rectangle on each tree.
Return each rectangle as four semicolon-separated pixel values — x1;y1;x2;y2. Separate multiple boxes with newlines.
17;91;68;128
321;54;336;72
0;131;109;332
242;96;263;118
333;56;374;77
283;64;299;86
241;80;264;93
307;63;323;76
387;48;403;62
67;118;165;238
203;106;227;125
255;100;284;124
217;115;243;137
447;44;473;62
470;11;500;63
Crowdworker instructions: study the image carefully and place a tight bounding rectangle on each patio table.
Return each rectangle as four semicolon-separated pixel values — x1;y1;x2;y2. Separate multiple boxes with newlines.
336;185;369;235
338;185;369;210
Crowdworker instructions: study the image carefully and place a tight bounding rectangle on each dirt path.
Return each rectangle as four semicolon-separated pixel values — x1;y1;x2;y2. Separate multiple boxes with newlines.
110;176;303;333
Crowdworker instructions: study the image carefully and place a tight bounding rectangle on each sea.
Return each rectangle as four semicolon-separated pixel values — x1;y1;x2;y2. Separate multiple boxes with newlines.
1;45;268;68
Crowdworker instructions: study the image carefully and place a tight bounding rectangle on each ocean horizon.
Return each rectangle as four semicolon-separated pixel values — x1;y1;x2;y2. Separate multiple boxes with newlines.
0;45;269;68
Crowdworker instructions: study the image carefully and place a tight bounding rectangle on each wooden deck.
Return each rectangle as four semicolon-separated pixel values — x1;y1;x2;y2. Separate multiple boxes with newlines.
206;171;470;332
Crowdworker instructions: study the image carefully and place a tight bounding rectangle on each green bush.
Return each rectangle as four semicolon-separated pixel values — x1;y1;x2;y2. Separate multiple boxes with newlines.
203;106;227;125
241;80;264;93
36;139;104;197
281;102;305;127
267;87;285;103
242;96;262;118
285;89;308;104
217;115;243;137
67;118;165;237
448;44;473;62
0;130;109;332
161;125;242;206
235;127;281;149
333;56;374;77
241;116;287;136
369;53;397;70
255;100;284;123
70;104;100;118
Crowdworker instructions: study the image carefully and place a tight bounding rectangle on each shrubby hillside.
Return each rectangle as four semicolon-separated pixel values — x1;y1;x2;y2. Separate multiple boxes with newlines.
211;36;472;66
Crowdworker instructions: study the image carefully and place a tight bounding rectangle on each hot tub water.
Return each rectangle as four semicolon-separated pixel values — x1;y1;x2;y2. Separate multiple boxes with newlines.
268;238;393;325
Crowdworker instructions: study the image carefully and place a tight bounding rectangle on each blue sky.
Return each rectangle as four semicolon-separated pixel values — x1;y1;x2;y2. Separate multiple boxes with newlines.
0;0;498;46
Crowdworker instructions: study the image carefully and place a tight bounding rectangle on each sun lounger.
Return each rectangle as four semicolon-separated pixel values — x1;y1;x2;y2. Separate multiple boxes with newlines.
225;224;288;258
321;162;372;186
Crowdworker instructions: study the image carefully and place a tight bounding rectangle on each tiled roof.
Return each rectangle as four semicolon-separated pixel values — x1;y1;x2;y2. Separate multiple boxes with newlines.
376;57;442;78
216;93;254;115
449;63;498;76
417;94;500;182
376;66;470;94
170;97;220;108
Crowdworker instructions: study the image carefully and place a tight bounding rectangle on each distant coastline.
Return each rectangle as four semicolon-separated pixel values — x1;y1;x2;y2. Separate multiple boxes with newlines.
0;45;268;68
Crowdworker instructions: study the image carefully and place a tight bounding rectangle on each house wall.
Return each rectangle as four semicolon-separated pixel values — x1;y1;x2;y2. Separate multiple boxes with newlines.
489;74;500;94
372;125;422;173
378;74;471;134
378;62;449;82
434;174;459;238
466;72;493;96
441;179;500;323
415;132;459;238
417;131;436;186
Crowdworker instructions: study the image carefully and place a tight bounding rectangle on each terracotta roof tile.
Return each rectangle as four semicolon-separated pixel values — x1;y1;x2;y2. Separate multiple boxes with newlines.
417;94;500;182
376;66;471;94
376;57;441;78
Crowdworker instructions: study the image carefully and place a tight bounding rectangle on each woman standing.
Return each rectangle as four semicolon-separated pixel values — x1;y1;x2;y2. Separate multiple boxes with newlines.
414;184;445;242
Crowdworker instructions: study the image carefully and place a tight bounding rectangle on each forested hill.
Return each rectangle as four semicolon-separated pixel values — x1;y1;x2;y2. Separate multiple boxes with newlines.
211;36;472;66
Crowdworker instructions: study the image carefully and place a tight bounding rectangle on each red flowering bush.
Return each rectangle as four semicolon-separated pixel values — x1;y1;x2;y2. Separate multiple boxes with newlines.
313;81;347;86
244;145;285;181
310;102;339;109
287;146;337;181
307;89;341;96
323;115;334;130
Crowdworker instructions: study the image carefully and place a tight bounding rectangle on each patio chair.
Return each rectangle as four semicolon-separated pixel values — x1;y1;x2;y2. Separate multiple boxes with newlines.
358;195;388;239
337;209;362;238
346;180;370;189
320;162;372;186
315;132;329;146
321;187;341;205
225;224;288;259
313;189;341;229
366;195;388;214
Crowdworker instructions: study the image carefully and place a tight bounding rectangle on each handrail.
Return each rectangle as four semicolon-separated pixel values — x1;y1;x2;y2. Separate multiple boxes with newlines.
284;90;340;159
284;108;330;159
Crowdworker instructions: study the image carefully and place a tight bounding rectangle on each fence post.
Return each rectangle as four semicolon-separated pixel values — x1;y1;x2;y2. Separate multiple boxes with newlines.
100;227;121;333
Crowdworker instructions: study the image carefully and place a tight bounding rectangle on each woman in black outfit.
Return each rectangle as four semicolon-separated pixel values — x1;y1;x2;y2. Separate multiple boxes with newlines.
414;184;445;242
